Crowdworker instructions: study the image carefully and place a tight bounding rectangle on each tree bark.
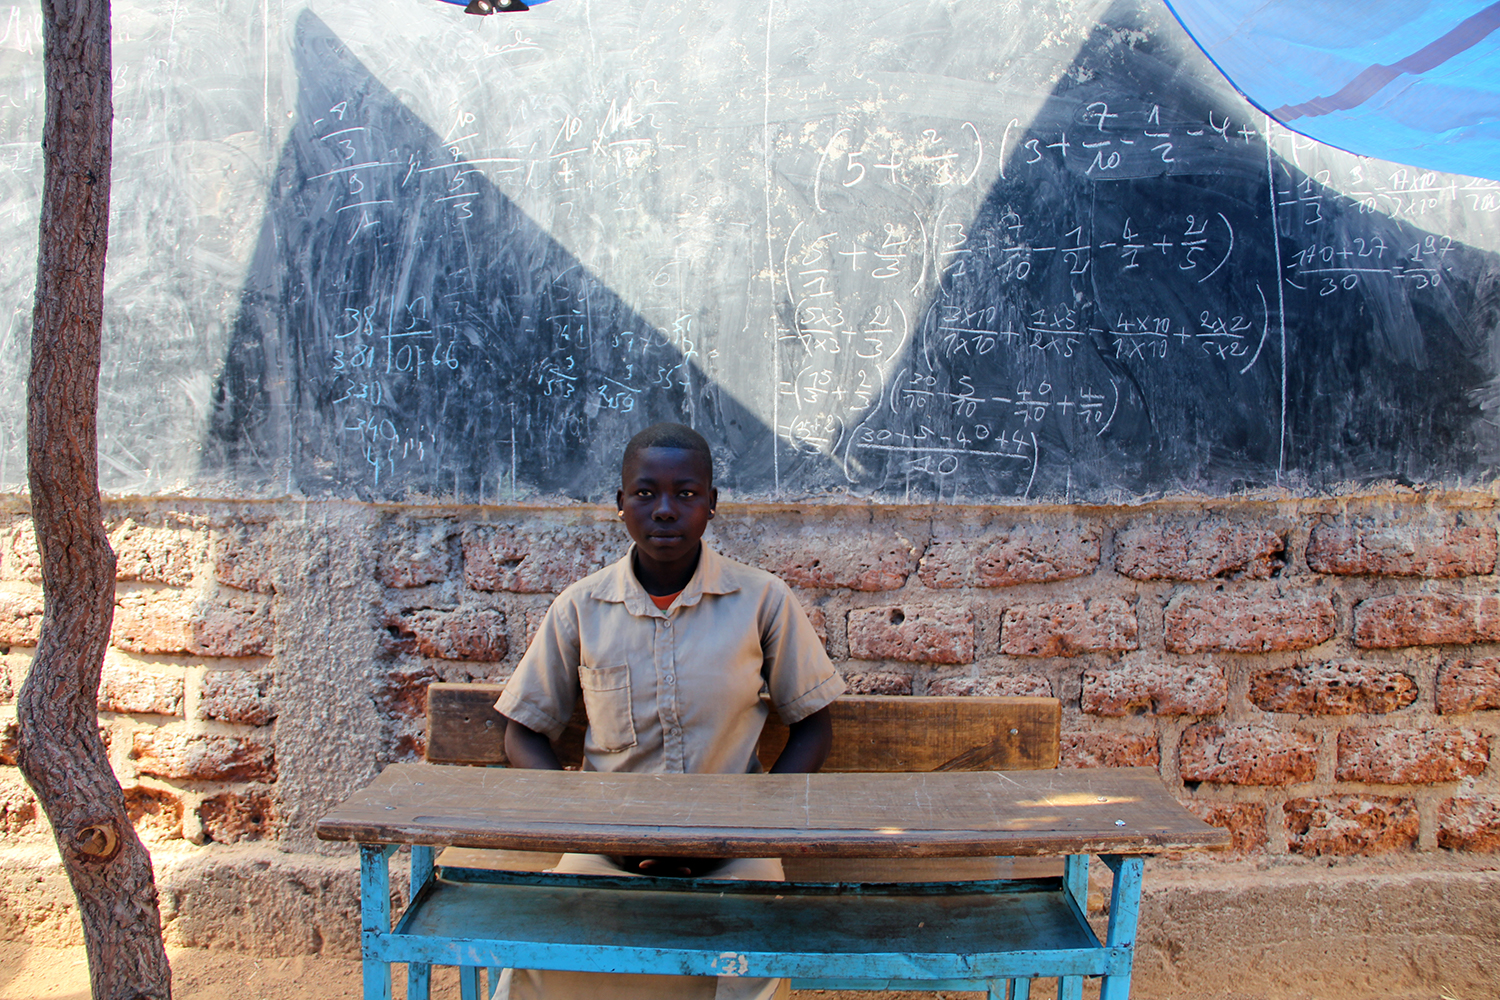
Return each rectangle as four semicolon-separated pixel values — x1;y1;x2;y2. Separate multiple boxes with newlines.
17;0;173;995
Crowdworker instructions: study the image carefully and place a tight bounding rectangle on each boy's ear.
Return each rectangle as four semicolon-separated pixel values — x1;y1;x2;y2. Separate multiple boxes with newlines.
615;487;625;514
709;485;718;517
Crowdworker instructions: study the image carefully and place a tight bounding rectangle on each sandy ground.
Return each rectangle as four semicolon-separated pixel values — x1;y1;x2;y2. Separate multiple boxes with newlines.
0;942;1476;1000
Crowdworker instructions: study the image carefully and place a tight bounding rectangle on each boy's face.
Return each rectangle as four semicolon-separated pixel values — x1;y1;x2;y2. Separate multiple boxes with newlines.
617;447;717;569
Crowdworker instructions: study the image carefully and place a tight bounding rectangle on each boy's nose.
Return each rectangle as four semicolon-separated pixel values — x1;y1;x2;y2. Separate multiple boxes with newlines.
652;496;676;519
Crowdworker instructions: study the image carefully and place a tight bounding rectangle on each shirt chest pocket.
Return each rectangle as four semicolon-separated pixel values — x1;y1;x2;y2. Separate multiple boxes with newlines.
578;663;638;753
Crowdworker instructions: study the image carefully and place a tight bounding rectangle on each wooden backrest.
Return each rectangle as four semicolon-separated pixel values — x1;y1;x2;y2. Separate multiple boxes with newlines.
425;683;1060;772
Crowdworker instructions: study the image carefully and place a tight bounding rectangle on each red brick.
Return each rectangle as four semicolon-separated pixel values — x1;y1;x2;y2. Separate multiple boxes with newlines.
1082;661;1226;717
522;605;552;654
1164;591;1335;654
928;673;1053;697
1001;598;1138;657
212;524;276;595
5;523;41;583
375;664;442;721
384;607;507;662
919;524;1099;588
1284;795;1418;856
0;776;39;835
379;519;457;588
1336;727;1488;783
1249;661;1417;715
1306;515;1496;578
0;589;44;646
1115;518;1284;581
112;592;194;654
1185;802;1268;855
1353;593;1500;649
793;598;828;647
113;593;272;657
1437;658;1500;714
131;730;276;782
98;661;183;716
192;598;273;658
110;519;204;586
1178;724;1318;786
1060;733;1160;768
463;525;623;594
841;671;914;695
0;719;18;764
1438;796;1500;852
199;790;276;844
720;530;922;592
198;668;276;726
123;786;183;841
847;605;974;664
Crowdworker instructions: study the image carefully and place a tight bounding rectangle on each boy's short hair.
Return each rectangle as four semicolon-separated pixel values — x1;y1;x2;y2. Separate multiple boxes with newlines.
622;423;714;481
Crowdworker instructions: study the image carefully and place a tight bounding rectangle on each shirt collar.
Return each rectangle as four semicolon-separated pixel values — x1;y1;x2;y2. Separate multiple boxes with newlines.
587;542;740;616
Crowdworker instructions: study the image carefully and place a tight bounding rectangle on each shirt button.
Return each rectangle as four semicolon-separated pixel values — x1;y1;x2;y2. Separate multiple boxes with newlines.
667;725;680;736
664;674;675;684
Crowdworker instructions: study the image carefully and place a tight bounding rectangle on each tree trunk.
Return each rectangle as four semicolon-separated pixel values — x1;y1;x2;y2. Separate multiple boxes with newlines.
17;0;173;995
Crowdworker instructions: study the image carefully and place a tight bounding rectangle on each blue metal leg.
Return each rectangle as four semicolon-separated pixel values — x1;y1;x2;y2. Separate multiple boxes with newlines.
406;846;435;1000
1099;855;1146;1000
359;844;398;1000
1059;975;1083;1000
487;967;504;999
1011;977;1031;1000
459;965;482;1000
406;964;431;1000
1063;854;1089;915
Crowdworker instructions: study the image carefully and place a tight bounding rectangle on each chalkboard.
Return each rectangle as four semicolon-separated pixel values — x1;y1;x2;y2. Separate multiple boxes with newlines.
0;0;1497;502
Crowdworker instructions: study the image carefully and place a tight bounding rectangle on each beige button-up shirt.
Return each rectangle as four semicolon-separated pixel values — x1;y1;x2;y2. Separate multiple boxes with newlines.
497;544;845;774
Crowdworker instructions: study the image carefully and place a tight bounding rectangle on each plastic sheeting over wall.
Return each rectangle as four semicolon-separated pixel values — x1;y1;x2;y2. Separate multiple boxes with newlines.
1164;1;1500;180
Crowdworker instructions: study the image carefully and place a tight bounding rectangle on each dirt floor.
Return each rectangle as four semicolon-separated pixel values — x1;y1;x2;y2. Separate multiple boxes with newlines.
0;942;1479;1000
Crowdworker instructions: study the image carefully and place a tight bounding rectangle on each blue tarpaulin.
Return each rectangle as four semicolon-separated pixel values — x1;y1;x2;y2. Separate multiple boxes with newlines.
1164;1;1500;180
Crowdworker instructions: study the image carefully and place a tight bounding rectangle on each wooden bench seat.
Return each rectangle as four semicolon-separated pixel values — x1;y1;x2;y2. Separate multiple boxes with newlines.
423;683;1065;882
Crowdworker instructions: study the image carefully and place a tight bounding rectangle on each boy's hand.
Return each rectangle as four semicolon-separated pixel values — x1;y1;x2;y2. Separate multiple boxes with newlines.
614;855;724;878
769;705;833;773
502;718;564;770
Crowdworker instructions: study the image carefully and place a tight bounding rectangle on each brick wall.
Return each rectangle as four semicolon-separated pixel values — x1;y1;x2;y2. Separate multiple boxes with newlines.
2;494;1499;863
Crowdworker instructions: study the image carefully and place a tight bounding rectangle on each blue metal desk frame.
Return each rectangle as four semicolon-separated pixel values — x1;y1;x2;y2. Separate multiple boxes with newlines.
357;843;1147;1000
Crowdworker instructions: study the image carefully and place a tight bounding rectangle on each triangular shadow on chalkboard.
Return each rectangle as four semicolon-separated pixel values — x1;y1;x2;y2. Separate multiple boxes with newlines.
835;0;1500;500
201;10;805;501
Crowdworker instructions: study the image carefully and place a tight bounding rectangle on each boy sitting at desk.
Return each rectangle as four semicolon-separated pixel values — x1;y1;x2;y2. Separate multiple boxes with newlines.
496;422;846;1000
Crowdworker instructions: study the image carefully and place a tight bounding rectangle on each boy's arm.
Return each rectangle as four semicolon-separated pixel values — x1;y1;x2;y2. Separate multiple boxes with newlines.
769;705;832;773
503;717;564;770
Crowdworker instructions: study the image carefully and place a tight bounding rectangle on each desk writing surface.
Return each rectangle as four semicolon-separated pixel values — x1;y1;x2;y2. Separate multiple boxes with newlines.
316;764;1228;857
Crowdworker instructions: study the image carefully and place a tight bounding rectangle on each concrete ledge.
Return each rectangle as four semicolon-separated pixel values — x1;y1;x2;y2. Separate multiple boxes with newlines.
3;846;1497;995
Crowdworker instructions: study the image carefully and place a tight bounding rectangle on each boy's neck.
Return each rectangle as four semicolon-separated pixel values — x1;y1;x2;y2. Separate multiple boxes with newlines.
631;542;703;597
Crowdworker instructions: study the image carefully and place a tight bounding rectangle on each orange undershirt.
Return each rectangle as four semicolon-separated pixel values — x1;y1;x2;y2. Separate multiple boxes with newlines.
649;591;682;611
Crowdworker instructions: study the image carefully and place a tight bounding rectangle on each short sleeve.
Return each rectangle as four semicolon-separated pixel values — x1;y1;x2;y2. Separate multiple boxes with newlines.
495;595;583;740
760;585;846;725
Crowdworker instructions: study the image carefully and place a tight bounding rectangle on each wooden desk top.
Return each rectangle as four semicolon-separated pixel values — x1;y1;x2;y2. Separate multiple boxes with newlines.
316;764;1229;858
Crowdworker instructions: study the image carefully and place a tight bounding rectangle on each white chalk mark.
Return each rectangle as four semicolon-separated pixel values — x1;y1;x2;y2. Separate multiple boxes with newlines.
966;121;986;185
765;0;779;496
1024;432;1039;499
1265;115;1289;483
1240;284;1271;375
310;162;400;180
1199;212;1234;282
1095;380;1120;438
813;127;847;215
782;220;803;316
